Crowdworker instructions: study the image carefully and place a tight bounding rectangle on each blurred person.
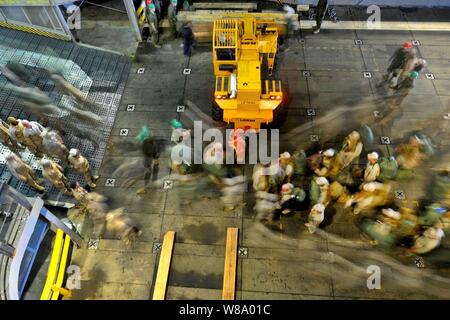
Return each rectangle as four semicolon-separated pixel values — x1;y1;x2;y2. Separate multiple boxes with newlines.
168;0;178;37
6;84;53;106
203;142;226;185
413;58;427;73
253;162;274;192
378;156;399;182
182;0;190;11
346;181;392;215
146;3;161;48
22;120;46;158
292;149;308;176
254;190;279;224
170;119;190;144
105;208;141;245
0;62;31;86
328;180;351;206
279;152;295;183
395;136;427;170
7;117;27;149
170;142;193;176
431;170;450;208
312;0;329;34
362;208;400;247
220;175;246;213
279;182;306;215
389;70;419;107
42;130;69;164
410;226;445;255
22;119;46;157
181;21;195;56
8;117;45;157
314;148;335;177
419;204;447;228
437;211;450;231
41;158;72;196
71;182;108;219
47;71;86;103
310;176;330;206
18;100;59;125
363;152;380;183
6;153;45;193
64;4;80;42
395;207;419;247
334;130;363;170
0;119;24;153
380;42;415;87
228;129;246;164
282;4;297;45
305;203;325;234
135;127;166;194
68;148;99;189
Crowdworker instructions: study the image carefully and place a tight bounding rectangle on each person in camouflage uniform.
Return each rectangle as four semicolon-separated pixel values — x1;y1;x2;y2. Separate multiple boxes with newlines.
41;158;72;196
68;148;99;188
6;153;45;193
0;120;23;153
167;0;178;37
146;3;161;48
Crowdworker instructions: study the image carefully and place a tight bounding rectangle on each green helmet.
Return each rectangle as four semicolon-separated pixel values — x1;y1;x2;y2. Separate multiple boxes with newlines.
170;119;183;129
136;126;151;142
410;71;419;79
171;0;178;4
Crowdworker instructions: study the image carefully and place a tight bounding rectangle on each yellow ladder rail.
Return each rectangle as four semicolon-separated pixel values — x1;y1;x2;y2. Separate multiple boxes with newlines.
40;229;64;300
51;233;72;300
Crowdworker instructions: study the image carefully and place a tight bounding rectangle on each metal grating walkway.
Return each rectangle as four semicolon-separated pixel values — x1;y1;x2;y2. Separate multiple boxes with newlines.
0;28;131;203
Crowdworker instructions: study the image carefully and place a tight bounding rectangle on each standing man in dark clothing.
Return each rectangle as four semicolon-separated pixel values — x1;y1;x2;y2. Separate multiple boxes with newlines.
313;0;328;34
135;127;166;194
181;21;195;57
379;42;415;87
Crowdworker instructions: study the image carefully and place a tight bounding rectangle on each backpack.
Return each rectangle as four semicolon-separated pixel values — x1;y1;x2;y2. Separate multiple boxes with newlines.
358;124;374;148
307;152;322;171
378;156;398;181
309;179;321;205
431;174;450;202
416;133;434;156
293;149;308;175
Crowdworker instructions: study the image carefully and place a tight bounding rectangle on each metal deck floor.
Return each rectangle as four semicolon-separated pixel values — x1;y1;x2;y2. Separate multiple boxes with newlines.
0;28;131;203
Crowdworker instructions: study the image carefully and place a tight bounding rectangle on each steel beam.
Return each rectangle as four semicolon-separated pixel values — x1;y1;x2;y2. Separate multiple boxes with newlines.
123;0;142;42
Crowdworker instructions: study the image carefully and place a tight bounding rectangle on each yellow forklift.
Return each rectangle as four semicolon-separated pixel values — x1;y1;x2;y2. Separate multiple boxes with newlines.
212;14;287;132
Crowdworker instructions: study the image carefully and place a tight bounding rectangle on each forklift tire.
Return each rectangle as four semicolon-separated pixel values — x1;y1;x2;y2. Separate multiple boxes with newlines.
212;101;224;122
267;102;287;129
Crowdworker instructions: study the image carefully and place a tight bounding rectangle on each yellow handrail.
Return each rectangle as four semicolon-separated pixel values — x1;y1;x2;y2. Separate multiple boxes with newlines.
51;233;71;300
40;229;72;300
